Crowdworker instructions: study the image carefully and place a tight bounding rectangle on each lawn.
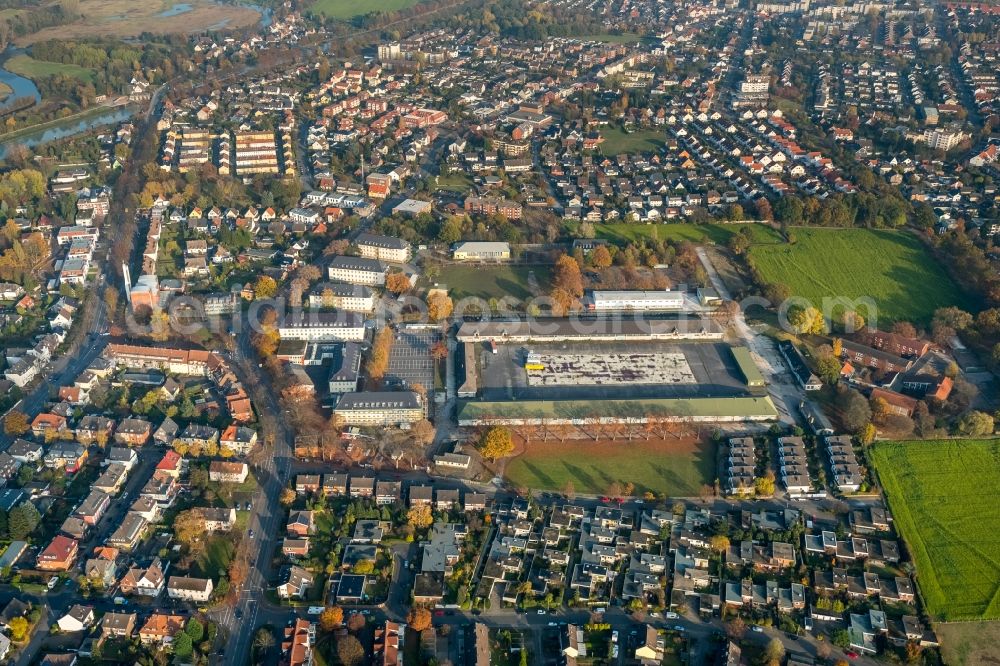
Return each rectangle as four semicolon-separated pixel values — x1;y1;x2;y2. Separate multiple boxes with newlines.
6;54;94;82
310;0;420;18
193;535;235;580
871;439;1000;620
599;127;664;155
433;171;473;193
433;264;552;302
574;32;651;44
594;222;782;246
505;436;717;497
747;228;971;324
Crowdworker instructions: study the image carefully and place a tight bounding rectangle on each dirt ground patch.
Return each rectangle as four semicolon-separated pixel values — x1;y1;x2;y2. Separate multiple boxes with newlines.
937;621;1000;666
17;0;261;45
505;434;716;497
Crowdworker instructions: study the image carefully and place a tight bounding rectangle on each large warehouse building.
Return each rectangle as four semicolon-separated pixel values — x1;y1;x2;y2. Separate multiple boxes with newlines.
456;396;779;426
583;290;685;312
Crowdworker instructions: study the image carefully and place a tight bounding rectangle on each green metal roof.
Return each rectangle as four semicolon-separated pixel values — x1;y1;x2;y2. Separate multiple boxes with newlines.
457;395;778;423
730;346;767;387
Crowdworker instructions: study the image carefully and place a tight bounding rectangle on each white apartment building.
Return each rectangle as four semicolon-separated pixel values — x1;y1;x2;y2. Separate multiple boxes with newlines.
327;256;388;286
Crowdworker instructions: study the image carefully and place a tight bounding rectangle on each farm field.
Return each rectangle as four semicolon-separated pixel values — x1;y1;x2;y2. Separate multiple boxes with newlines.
747;228;971;324
871;439;1000;620
432;264;551;302
310;0;420;19
599;127;664;155
6;54;94;82
17;0;261;45
505;436;716;497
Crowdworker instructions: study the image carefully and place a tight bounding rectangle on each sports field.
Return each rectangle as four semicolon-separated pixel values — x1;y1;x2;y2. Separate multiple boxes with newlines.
310;0;420;19
871;439;1000;620
505;436;716;497
747;228;970;324
6;54;94;82
434;264;551;302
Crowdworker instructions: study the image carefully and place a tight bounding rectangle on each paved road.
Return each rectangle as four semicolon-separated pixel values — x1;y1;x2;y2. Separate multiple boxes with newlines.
209;314;296;666
430;604;879;666
695;246;799;425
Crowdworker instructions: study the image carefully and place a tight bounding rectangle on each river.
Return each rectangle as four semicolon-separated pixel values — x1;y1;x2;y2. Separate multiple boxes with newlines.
0;49;40;112
0;106;136;158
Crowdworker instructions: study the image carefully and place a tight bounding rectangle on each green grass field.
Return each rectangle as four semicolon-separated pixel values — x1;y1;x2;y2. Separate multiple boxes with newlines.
434;265;551;302
433;171;473;193
506;437;716;497
871;439;1000;620
193;535;235;580
594;222;782;246
747;228;970;324
599;127;664;155
6;54;94;82
574;32;651;44
310;0;420;18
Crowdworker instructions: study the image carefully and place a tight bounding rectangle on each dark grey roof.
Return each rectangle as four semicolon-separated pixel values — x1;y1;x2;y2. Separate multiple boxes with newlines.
335;391;421;411
328;255;387;273
329;343;363;383
281;311;366;329
355;233;409;251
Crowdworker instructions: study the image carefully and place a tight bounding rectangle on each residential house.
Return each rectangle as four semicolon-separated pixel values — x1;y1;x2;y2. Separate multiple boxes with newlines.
37;536;79;571
287;510;315;537
208;461;249;483
277;565;314;600
101;612;137;639
139;614;186;645
106;513;148;551
57;605;95;633
166;576;214;602
198;507;237;532
119;558;167;597
115;418;152;446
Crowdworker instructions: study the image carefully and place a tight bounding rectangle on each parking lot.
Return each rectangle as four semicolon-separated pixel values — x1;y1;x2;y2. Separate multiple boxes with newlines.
477;340;748;401
385;326;438;391
526;351;696;387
